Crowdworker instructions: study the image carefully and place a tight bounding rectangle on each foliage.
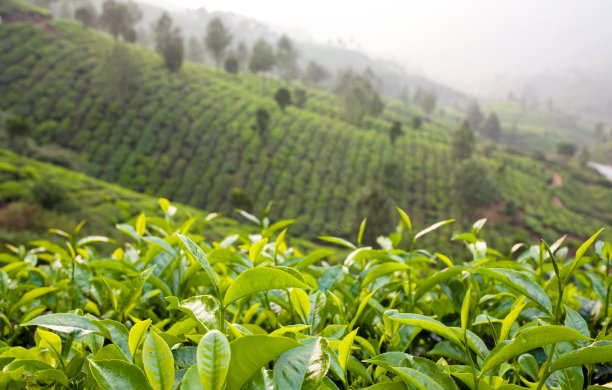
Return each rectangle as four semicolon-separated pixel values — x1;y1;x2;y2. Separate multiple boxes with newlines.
274;88;292;111
302;61;329;85
556;142;578;156
249;39;275;74
389;121;402;145
186;36;204;63
224;56;238;74
255;108;270;136
482;112;501;141
414;87;436;115
99;0;141;41
4;115;31;140
0;201;610;389
412;115;422;130
293;88;307;108
466;102;484;131
31;178;67;210
0;19;610;250
451;159;501;212
451;120;475;161
75;4;97;28
205;18;232;69
154;12;183;71
276;35;299;80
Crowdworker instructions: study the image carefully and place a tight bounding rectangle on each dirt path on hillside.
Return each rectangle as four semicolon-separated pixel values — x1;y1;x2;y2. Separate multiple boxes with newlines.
548;169;563;188
547;168;566;208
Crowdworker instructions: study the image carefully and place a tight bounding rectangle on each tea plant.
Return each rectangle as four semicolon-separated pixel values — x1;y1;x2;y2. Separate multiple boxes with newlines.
0;199;610;389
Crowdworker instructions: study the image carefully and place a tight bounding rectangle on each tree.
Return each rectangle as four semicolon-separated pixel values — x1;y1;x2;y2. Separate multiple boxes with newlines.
397;85;410;107
482;112;501;141
75;3;97;27
294;88;306;108
274;88;291;111
205;18;232;69
368;92;385;117
451;159;500;213
254;108;270;136
355;186;394;246
344;81;368;125
4;116;31;142
302;61;329;85
417;89;436;115
186;36;204;62
556;142;577;156
235;41;249;71
154;12;183;71
412;116;422;130
575;147;590;166
466;103;484;131
224;57;238;74
276;35;299;80
99;0;141;41
96;42;140;100
389;121;402;145
594;122;606;141
249;39;275;74
451;120;474;161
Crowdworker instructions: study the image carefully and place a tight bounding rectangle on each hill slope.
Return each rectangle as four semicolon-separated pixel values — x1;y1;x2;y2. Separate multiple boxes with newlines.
0;15;610;250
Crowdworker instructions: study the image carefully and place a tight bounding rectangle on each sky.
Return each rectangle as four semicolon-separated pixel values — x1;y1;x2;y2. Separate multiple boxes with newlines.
142;0;612;93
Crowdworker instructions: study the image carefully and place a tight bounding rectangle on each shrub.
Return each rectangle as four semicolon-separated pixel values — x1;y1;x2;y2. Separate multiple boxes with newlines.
32;179;67;210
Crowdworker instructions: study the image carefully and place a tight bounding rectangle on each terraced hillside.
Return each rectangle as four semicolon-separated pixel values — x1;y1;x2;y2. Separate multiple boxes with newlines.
0;148;240;247
0;13;610;251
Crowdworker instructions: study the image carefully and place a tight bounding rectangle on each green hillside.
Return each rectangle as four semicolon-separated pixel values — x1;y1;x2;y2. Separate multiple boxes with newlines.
481;101;587;154
0;15;610;251
0;148;235;245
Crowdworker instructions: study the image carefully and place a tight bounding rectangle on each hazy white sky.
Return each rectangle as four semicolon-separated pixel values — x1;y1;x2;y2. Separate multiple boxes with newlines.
144;0;612;92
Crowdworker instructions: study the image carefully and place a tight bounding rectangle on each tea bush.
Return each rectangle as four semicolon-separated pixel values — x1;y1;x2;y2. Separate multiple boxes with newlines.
0;200;610;389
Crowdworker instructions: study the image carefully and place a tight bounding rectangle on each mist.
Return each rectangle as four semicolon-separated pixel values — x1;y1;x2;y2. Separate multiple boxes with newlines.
138;0;612;96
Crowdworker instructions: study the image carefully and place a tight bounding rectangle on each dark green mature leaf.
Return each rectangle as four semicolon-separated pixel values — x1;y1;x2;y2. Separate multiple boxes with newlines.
475;268;553;315
273;337;330;390
391;367;445;390
223;267;310;305
480;326;590;373
88;359;153;390
177;234;220;293
225;336;301;390
388;313;462;346
550;341;612;372
92;320;131;361
197;330;230;390
413;267;464;302
23;313;98;337
143;331;174;390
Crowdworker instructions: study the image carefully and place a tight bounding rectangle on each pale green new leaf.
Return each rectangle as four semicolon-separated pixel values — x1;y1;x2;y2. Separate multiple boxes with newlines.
23;313;98;337
128;319;152;359
197;330;230;390
143;331;174;390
